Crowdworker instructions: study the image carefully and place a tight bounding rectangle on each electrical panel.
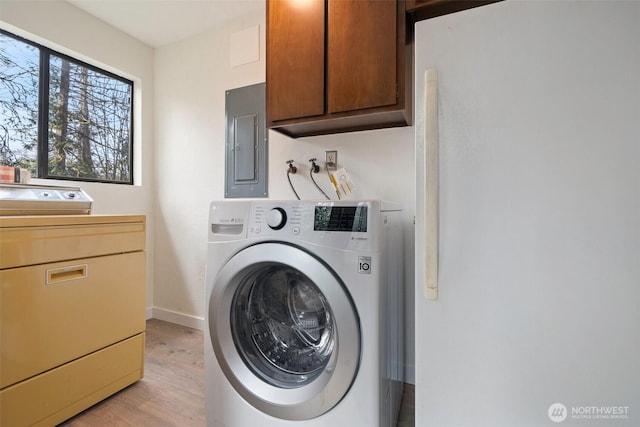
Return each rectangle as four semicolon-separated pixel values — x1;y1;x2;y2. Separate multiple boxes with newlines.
225;83;268;198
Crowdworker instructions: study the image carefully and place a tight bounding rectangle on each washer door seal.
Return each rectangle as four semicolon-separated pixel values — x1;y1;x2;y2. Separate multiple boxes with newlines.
208;242;361;420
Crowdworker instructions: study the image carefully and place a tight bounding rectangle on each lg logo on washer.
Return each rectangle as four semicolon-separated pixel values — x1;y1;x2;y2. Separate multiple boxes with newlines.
358;256;372;274
218;217;243;224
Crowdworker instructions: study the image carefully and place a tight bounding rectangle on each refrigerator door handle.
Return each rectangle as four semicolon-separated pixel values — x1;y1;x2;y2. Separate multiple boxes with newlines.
424;69;439;301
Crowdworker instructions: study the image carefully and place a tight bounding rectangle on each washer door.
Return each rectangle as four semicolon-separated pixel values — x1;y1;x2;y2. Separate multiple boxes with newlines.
209;242;360;420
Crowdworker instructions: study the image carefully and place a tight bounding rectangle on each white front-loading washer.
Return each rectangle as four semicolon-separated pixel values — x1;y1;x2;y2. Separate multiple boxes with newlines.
205;200;404;427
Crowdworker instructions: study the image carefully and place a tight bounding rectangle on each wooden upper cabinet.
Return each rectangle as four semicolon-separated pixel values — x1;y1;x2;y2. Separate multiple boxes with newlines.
327;0;397;114
266;0;412;138
406;0;502;24
266;0;325;122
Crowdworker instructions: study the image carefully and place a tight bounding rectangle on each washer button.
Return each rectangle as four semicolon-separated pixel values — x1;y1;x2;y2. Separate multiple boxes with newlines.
292;226;300;235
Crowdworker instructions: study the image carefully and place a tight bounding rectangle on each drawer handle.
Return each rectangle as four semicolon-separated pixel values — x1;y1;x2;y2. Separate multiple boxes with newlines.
46;264;88;285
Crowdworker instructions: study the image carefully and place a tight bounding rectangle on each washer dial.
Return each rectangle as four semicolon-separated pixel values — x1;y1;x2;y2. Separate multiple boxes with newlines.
266;207;287;230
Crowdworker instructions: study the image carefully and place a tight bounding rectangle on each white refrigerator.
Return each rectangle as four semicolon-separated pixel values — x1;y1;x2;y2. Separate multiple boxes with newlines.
414;1;639;426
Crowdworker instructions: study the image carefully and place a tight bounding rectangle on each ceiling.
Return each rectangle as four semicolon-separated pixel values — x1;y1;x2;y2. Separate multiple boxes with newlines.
66;0;265;48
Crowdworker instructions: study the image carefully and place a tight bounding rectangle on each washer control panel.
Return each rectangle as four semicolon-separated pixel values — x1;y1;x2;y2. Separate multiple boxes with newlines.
209;200;400;252
244;201;385;250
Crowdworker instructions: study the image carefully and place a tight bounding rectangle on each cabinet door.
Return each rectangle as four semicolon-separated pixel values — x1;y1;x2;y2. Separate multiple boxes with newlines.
266;0;325;122
0;252;146;388
327;0;397;114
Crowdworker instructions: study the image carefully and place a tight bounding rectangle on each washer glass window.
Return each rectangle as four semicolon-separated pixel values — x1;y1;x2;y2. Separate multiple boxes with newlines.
231;264;335;388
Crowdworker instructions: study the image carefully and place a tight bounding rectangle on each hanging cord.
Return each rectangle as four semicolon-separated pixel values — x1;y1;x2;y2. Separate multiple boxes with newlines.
325;164;341;200
286;160;300;200
309;158;331;200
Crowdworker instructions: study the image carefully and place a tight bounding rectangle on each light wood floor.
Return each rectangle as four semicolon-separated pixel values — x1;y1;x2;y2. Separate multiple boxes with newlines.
62;319;414;426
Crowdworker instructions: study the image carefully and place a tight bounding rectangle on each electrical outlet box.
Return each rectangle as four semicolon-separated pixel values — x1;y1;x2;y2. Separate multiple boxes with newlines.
325;150;338;171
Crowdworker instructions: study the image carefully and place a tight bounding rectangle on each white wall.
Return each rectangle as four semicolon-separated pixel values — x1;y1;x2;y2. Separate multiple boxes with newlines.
415;1;639;425
152;12;266;327
0;0;156;310
153;9;417;382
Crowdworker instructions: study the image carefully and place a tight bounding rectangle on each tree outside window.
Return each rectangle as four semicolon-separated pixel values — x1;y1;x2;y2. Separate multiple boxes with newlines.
0;30;134;184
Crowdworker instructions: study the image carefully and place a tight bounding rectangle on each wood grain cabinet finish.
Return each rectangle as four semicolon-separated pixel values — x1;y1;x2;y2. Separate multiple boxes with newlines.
406;0;501;23
267;0;412;138
266;0;325;122
327;0;397;114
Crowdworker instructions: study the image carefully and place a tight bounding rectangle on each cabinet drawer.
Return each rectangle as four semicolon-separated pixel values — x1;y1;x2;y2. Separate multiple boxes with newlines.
0;215;145;269
0;251;146;388
0;333;144;427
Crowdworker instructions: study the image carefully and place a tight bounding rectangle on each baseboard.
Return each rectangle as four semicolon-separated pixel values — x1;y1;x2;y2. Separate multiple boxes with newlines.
149;307;205;331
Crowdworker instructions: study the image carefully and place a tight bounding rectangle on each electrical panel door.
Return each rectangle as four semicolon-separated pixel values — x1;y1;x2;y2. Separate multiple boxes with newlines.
225;83;268;198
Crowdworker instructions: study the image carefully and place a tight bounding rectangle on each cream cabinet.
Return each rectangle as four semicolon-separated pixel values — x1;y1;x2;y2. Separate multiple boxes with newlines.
0;215;146;427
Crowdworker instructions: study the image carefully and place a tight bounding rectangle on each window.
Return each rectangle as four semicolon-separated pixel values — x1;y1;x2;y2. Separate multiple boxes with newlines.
0;29;134;184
